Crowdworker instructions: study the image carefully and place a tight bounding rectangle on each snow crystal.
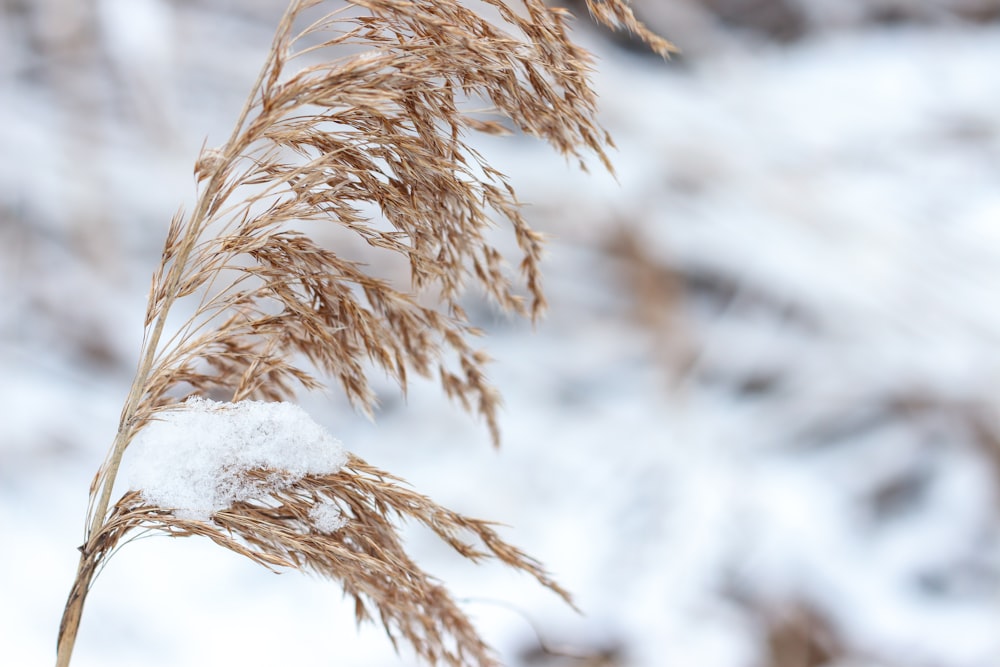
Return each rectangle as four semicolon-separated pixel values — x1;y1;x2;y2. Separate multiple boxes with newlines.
125;397;348;520
308;501;348;534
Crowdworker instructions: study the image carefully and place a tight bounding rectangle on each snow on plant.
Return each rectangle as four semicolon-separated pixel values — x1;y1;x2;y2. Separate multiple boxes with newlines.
125;397;349;520
308;499;348;534
54;1;670;666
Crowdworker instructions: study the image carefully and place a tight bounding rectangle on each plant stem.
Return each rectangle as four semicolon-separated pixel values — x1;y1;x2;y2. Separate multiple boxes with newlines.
53;180;218;667
55;554;96;667
54;392;152;667
53;8;294;664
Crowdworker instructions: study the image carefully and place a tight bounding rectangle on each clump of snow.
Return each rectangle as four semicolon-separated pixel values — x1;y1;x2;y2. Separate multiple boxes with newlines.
125;397;348;520
308;501;348;534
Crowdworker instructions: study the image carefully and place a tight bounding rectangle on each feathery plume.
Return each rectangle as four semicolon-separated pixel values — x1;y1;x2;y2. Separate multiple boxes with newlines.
56;1;670;665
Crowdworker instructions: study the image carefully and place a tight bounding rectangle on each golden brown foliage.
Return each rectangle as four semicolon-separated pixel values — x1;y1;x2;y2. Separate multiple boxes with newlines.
57;0;669;665
87;455;571;666
139;0;670;443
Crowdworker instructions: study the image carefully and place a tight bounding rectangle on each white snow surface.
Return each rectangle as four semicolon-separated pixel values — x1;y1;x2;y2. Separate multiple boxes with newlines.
125;397;347;519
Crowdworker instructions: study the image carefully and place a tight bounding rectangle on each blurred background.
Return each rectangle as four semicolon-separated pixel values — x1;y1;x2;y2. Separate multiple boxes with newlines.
4;0;1000;665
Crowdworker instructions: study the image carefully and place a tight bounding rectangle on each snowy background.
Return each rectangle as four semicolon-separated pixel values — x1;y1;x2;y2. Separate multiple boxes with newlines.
4;1;1000;665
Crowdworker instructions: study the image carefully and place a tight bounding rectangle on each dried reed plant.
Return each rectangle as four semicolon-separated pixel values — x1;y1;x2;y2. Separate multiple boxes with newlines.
55;1;671;665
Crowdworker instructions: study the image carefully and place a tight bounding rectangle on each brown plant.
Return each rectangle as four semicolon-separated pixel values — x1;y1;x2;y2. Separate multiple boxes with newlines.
55;1;671;665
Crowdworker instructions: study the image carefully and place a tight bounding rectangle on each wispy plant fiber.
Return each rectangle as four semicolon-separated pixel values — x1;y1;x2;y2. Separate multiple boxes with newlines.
56;0;670;665
91;456;570;666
